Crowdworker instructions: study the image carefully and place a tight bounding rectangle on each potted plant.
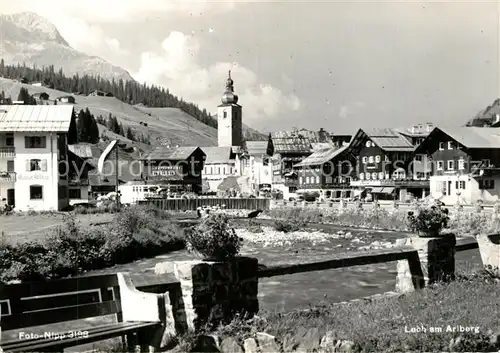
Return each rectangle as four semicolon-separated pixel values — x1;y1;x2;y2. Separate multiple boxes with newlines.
185;213;242;261
407;205;450;237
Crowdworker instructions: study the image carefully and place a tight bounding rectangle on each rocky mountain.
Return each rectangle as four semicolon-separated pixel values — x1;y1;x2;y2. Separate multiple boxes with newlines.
466;98;500;127
0;12;266;142
0;12;134;82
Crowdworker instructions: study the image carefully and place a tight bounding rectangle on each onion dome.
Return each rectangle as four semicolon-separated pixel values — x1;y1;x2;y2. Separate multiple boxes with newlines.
221;70;238;104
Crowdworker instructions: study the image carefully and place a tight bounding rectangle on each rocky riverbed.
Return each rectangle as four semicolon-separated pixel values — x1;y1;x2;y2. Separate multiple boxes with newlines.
236;227;398;251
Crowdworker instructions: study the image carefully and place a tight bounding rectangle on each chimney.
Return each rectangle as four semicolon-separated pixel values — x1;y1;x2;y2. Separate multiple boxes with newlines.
426;122;434;132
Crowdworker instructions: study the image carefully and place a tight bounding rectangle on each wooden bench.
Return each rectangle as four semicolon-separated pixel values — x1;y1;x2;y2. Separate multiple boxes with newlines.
0;273;168;352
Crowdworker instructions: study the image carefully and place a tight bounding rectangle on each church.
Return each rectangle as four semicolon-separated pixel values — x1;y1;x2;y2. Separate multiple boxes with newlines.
201;71;272;195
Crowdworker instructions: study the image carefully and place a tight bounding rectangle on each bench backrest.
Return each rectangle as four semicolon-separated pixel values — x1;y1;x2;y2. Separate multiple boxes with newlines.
0;274;122;331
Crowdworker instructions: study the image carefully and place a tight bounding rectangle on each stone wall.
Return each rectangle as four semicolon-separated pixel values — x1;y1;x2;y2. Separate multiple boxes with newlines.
184;331;356;353
155;257;259;332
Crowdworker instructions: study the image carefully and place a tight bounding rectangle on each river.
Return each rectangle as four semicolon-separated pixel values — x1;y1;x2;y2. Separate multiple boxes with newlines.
89;223;483;312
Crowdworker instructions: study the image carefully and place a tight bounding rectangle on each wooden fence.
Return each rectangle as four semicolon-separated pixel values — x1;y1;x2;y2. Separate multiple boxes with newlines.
139;197;270;210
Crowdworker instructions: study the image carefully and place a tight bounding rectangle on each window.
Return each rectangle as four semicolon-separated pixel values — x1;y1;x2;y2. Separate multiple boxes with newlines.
385;173;390;179
368;156;374;163
378;172;384;179
365;141;371;147
299;177;303;184
375;155;381;163
223;111;227;118
25;136;47;148
372;172;377;180
439;142;445;150
458;159;465;170
447;160;454;170
415;155;423;162
362;156;368;163
483;159;491;167
27;159;47;172
359;173;364;180
6;133;13;146
459;181;466;189
447;141;454;150
30;185;43;200
7;160;14;172
442;181;447;195
437;161;444;170
481;180;495;190
366;173;371;180
306;176;310;183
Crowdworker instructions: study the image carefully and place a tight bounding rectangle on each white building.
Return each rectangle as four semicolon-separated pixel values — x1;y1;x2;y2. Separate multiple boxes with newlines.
245;141;272;195
0;105;73;211
415;126;500;205
201;146;240;192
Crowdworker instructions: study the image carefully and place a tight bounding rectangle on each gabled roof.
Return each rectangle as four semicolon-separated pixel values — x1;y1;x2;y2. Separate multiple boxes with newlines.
141;146;203;160
246;141;268;156
201;146;234;164
294;145;349;167
349;128;415;152
416;127;500;152
0;105;74;132
271;130;315;154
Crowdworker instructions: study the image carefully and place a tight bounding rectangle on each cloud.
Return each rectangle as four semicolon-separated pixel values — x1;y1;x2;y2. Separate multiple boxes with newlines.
134;31;300;124
339;102;365;119
2;0;236;23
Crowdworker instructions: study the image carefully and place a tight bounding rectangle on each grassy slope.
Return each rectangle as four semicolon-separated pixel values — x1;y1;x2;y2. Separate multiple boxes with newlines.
0;77;219;149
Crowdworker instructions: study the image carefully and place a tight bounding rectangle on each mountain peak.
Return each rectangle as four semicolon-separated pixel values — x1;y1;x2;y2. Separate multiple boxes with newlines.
1;11;68;46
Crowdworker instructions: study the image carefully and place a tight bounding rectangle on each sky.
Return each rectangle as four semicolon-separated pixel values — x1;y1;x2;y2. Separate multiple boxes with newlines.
1;0;499;134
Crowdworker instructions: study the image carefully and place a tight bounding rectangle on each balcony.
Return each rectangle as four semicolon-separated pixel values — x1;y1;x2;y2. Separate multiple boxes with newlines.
350;179;430;188
0;171;16;183
0;147;15;158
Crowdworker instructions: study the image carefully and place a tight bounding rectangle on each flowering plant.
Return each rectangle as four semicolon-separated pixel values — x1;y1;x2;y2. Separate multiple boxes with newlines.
407;205;450;237
185;214;242;260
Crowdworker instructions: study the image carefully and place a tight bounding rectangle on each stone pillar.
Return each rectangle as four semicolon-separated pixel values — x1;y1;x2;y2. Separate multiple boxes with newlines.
155;257;259;332
476;234;500;274
396;233;456;293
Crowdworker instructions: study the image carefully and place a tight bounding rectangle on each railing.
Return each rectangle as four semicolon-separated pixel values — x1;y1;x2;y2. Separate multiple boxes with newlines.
350;179;430;187
0;172;16;182
0;147;15;158
139;197;271;210
271;199;499;214
257;238;478;279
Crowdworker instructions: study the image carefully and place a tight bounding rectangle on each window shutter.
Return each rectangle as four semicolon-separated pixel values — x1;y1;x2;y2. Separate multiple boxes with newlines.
25;136;30;148
41;136;47;148
455;181;459;189
25;159;30;171
41;159;47;172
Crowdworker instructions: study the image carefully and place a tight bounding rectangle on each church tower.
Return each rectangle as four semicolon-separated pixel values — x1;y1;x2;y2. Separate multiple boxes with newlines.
217;70;243;148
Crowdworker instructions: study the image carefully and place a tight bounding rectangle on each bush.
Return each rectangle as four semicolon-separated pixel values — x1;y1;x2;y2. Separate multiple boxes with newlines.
407;205;450;237
0;205;185;282
185;214;241;260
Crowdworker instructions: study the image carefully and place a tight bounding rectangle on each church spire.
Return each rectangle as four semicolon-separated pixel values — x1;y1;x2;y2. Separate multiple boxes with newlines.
221;70;238;104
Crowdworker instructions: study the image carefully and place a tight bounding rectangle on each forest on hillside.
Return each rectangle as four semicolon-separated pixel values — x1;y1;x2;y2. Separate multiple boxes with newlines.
0;60;217;129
